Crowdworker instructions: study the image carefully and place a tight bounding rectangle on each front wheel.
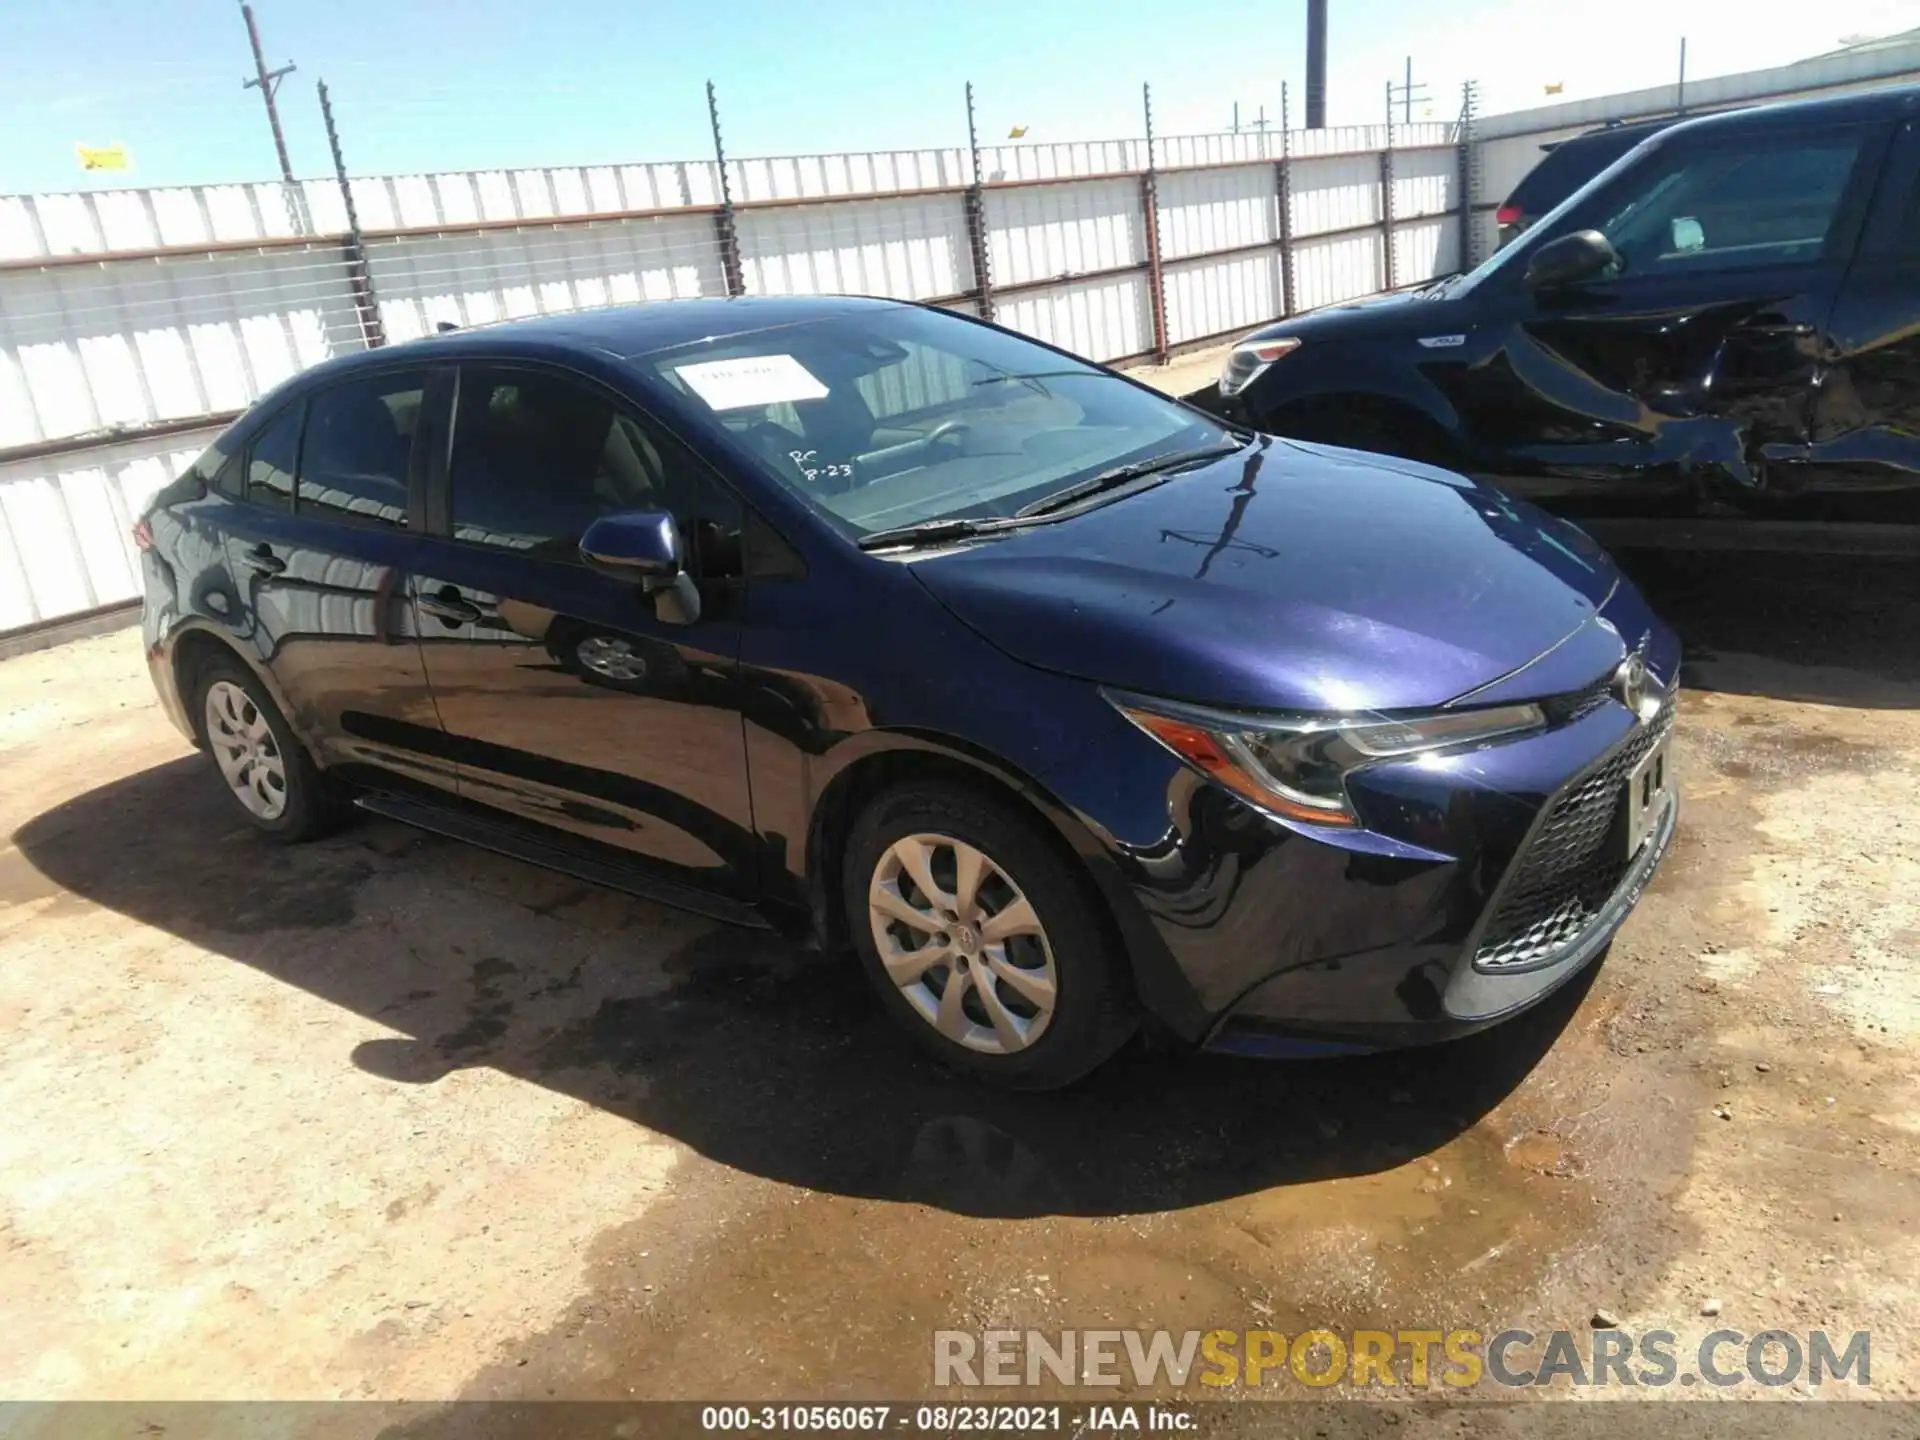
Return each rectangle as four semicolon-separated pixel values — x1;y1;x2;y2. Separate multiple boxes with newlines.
843;782;1135;1089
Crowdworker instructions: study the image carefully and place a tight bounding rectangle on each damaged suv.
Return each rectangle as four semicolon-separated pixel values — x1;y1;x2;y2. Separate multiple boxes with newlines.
1207;85;1920;556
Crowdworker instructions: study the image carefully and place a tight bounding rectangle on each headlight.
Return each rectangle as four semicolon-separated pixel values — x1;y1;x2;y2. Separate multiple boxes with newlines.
1219;337;1301;397
1110;692;1546;826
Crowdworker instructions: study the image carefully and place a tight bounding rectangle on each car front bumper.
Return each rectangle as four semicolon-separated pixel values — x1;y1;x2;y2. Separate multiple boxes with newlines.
1034;612;1682;1055
1206;780;1675;1057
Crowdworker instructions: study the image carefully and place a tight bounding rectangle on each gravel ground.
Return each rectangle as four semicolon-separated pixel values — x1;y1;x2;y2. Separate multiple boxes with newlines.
2;354;1917;1424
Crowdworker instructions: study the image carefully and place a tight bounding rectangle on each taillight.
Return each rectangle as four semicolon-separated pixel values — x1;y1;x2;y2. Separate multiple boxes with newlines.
131;517;155;551
1495;204;1522;227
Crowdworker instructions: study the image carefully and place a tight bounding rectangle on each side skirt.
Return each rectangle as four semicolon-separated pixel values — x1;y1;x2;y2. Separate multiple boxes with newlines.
353;791;774;931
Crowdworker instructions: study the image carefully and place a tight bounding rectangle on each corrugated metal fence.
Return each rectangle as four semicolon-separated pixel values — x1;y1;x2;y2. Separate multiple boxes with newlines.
0;119;1462;635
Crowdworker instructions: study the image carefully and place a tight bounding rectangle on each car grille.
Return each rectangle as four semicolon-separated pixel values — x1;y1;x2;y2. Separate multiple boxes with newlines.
1541;671;1615;727
1472;695;1675;973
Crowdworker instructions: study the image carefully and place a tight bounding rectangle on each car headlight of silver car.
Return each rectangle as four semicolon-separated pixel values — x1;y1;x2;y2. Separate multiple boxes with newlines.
1109;691;1547;826
1218;336;1301;397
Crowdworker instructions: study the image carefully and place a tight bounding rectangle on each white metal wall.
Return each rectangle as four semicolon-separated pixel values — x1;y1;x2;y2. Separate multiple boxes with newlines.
1;121;1468;634
737;195;968;301
0;425;223;631
1;246;364;449
367;214;726;344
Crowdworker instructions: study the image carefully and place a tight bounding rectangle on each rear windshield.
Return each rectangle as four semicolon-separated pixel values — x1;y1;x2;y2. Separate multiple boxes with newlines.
1506;129;1661;217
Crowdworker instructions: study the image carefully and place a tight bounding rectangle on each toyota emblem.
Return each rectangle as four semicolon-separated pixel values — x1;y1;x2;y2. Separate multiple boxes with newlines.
1614;647;1650;720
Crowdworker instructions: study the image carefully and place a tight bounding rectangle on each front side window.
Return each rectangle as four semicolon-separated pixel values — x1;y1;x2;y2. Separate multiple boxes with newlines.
449;365;733;560
296;371;425;529
246;403;302;511
635;305;1236;540
1588;133;1867;276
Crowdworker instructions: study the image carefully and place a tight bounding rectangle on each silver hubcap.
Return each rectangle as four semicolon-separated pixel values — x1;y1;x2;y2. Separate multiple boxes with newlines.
204;680;288;820
578;636;646;681
868;833;1057;1055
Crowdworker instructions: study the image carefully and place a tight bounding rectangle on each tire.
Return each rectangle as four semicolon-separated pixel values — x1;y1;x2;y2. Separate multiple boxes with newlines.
843;781;1136;1089
189;651;346;843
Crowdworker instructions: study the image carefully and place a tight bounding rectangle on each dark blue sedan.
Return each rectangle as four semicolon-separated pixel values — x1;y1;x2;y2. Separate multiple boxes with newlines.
135;296;1678;1087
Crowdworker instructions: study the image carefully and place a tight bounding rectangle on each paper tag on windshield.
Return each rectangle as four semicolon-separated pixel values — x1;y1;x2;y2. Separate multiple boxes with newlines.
674;354;829;411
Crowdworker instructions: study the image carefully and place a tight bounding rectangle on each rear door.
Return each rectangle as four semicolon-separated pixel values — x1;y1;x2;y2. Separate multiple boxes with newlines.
409;361;761;899
216;366;456;794
1807;117;1920;523
1463;121;1887;520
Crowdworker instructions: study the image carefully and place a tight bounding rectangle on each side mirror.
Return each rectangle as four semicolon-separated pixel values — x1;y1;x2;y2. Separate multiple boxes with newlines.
1523;229;1618;291
579;510;701;625
580;509;682;580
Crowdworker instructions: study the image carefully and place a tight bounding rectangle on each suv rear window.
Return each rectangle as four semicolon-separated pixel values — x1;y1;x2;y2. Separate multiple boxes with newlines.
1506;128;1662;218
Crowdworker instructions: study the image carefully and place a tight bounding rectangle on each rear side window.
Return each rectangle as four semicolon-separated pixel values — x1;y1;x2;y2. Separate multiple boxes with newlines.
296;372;425;529
246;404;302;511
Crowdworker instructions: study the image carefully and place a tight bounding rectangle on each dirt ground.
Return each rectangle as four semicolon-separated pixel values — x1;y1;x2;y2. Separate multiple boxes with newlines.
2;354;1918;1425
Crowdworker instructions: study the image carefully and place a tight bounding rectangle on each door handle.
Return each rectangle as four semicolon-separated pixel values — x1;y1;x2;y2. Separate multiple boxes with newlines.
238;544;285;576
417;586;482;626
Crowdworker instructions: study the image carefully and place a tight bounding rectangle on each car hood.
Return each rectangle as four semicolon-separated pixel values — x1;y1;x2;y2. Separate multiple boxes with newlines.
1253;284;1446;341
906;437;1618;714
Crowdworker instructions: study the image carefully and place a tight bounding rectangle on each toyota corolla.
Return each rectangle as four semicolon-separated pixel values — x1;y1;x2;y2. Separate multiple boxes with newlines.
137;296;1678;1087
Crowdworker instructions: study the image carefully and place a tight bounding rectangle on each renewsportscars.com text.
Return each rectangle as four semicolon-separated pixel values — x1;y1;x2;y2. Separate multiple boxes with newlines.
933;1327;1871;1391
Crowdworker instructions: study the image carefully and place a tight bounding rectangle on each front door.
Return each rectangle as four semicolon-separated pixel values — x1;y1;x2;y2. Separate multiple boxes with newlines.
410;362;761;899
1457;121;1886;520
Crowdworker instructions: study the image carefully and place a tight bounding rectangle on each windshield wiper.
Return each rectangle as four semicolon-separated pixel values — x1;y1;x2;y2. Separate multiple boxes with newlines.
856;515;1023;551
1015;442;1247;519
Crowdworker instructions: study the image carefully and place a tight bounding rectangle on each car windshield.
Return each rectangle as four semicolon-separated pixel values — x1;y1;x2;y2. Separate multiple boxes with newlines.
632;305;1235;540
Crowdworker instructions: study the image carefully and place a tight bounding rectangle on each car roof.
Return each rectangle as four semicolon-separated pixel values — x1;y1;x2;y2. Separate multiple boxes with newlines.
280;293;917;392
1656;81;1920;141
1558;114;1680;150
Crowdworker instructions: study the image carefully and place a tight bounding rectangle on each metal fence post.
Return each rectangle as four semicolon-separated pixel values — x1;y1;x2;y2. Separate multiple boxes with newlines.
1140;82;1170;364
707;80;746;298
1456;79;1481;272
963;83;997;322
1277;81;1296;318
1381;80;1397;292
316;80;385;349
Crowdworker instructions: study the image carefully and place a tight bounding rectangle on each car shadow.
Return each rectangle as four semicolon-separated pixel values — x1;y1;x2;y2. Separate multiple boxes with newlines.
12;754;1594;1220
1620;550;1920;707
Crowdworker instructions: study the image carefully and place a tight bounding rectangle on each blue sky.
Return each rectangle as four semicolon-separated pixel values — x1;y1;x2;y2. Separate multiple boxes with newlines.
4;0;1915;193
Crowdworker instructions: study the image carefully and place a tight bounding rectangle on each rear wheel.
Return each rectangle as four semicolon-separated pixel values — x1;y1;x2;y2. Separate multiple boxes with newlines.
844;782;1135;1089
190;653;344;842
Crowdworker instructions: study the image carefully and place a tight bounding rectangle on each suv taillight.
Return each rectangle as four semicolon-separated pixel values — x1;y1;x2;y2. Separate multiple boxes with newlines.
1495;204;1522;226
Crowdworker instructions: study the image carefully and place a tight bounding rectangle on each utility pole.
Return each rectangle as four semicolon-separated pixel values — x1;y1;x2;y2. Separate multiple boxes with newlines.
1676;36;1689;114
1389;57;1430;126
239;2;308;231
240;3;296;186
1305;0;1328;128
